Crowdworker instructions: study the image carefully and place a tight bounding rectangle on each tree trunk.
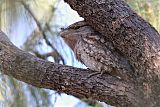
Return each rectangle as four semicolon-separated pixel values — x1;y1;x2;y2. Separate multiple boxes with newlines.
0;0;160;107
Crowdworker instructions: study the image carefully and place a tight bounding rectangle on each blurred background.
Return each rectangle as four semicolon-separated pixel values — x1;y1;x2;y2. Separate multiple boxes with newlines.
0;0;159;107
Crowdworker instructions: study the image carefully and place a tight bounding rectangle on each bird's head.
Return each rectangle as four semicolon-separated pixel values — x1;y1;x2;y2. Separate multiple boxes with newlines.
60;21;89;50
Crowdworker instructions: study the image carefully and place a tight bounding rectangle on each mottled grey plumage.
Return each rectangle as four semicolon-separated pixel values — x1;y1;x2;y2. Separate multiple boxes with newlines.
61;21;131;77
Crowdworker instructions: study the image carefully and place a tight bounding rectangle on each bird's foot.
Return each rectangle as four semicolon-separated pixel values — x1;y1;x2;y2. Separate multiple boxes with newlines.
82;69;105;81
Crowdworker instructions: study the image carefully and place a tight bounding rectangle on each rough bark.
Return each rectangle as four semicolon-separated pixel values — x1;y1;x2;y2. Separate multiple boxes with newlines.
0;31;137;107
63;0;160;106
0;0;160;107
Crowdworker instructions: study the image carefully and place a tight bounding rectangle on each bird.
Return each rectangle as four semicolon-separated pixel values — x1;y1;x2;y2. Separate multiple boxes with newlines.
60;20;132;79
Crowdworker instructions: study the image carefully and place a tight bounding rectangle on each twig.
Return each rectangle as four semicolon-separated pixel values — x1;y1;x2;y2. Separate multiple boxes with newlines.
21;1;65;64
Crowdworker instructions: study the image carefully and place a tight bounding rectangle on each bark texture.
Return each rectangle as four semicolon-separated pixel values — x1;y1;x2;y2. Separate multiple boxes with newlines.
0;0;160;107
0;31;136;107
63;0;160;106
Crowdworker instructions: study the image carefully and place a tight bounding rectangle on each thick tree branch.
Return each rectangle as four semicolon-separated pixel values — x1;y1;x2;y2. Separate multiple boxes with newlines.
0;31;137;106
64;0;160;79
64;0;160;106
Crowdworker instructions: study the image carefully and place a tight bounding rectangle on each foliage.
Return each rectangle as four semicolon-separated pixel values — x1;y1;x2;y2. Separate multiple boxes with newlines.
125;0;160;32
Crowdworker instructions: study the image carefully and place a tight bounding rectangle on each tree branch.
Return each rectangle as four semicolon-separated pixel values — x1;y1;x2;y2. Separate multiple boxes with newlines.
64;0;160;78
0;30;137;107
64;0;160;106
